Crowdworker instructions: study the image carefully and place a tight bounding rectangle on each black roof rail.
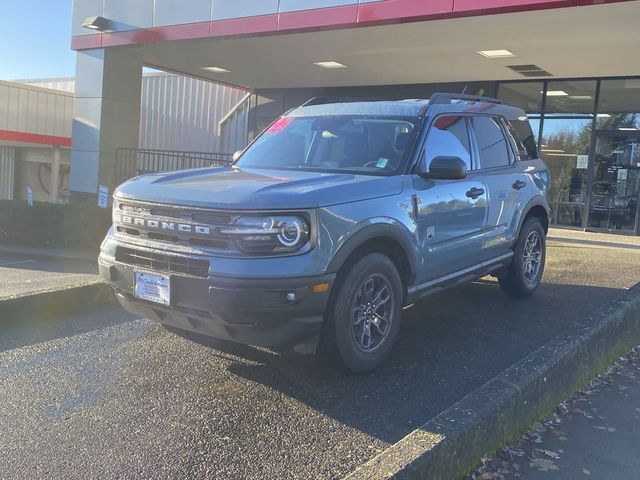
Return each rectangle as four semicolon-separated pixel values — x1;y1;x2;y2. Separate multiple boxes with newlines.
429;93;506;106
301;96;383;107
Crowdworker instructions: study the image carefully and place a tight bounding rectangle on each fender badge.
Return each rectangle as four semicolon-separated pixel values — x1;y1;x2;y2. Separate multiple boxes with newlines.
427;226;435;240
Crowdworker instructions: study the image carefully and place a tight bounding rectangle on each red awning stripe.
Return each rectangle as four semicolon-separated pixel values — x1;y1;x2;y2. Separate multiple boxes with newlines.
0;129;72;147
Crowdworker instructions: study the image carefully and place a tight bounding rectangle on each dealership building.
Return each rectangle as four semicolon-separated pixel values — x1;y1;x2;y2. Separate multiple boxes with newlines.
66;0;640;234
0;75;244;202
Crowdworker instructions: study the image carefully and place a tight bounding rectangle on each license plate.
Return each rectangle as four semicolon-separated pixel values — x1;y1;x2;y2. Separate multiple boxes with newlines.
134;271;171;305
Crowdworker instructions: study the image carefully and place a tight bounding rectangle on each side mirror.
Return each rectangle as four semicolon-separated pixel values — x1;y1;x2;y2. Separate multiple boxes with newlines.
417;156;467;180
232;150;243;162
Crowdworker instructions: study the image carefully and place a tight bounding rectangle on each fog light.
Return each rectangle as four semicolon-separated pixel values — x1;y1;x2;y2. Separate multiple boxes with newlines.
312;282;329;294
286;293;296;302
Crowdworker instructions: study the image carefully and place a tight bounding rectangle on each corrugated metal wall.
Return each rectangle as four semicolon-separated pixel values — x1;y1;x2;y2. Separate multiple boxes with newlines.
0;147;15;200
139;74;247;152
0;81;73;138
21;74;247;153
16;77;76;94
219;93;254;154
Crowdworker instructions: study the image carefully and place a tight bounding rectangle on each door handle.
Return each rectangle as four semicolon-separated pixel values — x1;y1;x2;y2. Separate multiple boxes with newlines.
512;180;527;190
465;187;485;199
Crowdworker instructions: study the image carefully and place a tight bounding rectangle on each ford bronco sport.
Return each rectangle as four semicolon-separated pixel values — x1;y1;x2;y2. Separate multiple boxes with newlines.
99;93;550;372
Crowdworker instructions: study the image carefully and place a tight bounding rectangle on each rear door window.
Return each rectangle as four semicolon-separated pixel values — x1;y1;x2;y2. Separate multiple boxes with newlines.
471;116;511;169
506;119;538;160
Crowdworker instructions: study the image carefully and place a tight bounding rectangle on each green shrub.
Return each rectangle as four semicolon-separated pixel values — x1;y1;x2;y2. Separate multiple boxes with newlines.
0;200;112;251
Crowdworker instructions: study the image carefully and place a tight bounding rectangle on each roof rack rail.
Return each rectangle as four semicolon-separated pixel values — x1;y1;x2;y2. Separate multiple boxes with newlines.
301;96;383;107
429;93;506;106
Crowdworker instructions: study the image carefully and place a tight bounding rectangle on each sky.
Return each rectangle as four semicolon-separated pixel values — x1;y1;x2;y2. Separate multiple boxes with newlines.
0;0;76;81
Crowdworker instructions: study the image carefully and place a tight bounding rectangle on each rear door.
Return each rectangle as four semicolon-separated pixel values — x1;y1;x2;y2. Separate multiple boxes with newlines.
412;114;490;283
468;115;532;259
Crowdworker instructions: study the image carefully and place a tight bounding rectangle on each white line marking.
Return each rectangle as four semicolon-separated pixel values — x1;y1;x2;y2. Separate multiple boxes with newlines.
0;260;36;267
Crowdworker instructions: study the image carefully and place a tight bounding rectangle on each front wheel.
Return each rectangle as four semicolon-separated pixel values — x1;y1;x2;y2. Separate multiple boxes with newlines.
499;217;546;297
319;253;403;373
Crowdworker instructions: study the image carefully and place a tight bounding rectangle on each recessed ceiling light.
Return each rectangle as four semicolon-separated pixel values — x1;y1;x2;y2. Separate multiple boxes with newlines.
314;61;347;69
477;49;515;58
545;90;569;97
202;66;230;73
569;95;593;100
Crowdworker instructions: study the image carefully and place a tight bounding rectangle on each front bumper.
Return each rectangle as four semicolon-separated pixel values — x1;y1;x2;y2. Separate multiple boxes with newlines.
99;253;335;349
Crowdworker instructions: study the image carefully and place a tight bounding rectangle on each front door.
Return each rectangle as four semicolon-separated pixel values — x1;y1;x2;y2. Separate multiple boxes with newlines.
588;131;640;233
412;115;489;283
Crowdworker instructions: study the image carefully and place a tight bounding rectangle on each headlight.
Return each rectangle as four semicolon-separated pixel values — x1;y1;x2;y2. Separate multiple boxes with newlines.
221;215;310;253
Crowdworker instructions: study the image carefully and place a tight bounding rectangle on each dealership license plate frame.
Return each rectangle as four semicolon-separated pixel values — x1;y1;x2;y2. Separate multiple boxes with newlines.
134;270;172;306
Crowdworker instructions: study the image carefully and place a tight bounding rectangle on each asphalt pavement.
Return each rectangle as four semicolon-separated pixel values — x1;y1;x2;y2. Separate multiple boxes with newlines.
1;231;639;479
0;252;97;300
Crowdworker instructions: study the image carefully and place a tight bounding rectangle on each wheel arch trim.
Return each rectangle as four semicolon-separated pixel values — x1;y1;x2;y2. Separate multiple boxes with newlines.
326;220;418;284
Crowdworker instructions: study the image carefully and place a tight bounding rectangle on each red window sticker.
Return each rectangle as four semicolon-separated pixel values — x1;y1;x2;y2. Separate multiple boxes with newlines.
266;116;294;133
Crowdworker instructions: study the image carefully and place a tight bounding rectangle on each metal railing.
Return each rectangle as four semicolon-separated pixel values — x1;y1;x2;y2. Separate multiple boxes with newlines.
115;148;232;185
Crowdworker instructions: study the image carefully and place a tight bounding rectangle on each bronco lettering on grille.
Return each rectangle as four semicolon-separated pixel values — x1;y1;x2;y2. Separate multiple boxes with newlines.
114;214;211;235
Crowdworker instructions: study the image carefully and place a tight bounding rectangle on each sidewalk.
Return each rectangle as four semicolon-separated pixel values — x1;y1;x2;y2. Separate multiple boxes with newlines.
548;227;640;249
470;347;640;480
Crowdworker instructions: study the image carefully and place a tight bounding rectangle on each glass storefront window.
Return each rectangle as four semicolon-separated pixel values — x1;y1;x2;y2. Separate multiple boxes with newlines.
540;118;593;227
591;79;640;232
496;77;640;234
544;80;597;115
596;79;640;130
497;82;542;145
540;81;596;228
497;82;543;113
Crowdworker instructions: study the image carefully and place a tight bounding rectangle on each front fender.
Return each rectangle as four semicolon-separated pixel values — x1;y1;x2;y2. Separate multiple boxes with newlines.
325;218;418;283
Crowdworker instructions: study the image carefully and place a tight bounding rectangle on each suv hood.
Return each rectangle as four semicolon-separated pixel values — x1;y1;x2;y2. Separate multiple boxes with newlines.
114;166;404;209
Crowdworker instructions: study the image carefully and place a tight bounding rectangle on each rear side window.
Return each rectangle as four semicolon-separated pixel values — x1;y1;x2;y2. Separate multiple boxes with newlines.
506;119;538;160
423;115;472;171
471;116;511;169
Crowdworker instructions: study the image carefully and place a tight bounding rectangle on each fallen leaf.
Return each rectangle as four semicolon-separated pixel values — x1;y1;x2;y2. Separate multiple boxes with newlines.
544;450;561;459
530;458;559;472
476;473;495;480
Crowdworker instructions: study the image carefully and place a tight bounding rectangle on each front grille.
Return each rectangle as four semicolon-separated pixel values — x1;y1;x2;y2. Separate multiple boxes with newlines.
115;247;210;278
114;200;236;251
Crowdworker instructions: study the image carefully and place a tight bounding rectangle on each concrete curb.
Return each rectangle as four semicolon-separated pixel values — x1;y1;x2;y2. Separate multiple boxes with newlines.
345;282;640;480
0;280;116;322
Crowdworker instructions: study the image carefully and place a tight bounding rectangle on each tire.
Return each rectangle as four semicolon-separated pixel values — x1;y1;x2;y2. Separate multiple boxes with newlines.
319;253;403;373
499;216;546;297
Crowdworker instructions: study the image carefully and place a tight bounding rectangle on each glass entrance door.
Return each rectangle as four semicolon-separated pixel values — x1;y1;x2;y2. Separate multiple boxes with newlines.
588;131;640;232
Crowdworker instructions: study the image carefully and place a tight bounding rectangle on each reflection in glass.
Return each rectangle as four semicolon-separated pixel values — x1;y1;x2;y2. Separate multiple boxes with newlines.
596;79;640;130
497;82;543;112
544;80;596;115
540;118;592;227
588;131;639;231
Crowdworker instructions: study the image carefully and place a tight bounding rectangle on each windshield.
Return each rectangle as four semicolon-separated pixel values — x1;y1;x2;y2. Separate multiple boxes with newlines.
236;115;420;175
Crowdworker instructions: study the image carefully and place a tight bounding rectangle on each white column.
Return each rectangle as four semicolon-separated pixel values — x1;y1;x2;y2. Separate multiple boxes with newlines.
69;48;143;197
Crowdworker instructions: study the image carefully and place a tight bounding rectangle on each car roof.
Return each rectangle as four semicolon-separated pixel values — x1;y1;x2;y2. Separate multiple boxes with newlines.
289;94;528;121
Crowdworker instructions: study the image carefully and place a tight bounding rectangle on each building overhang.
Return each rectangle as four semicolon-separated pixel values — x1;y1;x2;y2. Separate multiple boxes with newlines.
71;0;639;90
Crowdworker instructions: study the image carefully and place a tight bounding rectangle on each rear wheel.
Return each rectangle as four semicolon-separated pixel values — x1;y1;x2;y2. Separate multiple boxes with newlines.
499;217;546;296
319;253;403;373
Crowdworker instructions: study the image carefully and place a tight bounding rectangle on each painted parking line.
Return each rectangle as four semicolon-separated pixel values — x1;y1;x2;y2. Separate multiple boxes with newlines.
0;260;36;267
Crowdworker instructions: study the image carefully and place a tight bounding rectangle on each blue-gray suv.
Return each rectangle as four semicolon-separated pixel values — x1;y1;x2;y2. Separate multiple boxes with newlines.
99;93;550;372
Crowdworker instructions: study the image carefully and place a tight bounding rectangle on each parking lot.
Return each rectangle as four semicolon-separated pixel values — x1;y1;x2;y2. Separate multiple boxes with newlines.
0;253;97;300
1;233;640;479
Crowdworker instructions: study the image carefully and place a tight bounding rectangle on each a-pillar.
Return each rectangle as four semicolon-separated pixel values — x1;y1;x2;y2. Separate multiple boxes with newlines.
69;48;143;201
